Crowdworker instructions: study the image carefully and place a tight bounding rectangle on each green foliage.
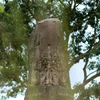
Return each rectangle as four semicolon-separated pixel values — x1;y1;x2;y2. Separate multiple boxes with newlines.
0;0;100;99
76;82;100;100
0;4;4;12
0;0;29;98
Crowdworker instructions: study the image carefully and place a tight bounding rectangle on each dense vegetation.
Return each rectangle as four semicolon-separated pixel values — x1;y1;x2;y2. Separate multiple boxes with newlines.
0;0;100;100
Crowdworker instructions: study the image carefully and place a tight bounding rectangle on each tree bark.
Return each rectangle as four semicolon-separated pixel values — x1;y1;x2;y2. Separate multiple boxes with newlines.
24;18;73;100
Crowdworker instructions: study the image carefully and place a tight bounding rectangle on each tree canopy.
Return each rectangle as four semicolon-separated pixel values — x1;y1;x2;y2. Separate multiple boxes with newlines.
0;0;100;100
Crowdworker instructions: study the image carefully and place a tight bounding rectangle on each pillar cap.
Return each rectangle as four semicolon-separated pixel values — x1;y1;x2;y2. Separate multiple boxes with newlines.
38;18;60;23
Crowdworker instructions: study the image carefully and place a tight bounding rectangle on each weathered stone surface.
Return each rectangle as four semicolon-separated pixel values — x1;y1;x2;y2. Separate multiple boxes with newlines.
24;18;73;100
25;86;73;100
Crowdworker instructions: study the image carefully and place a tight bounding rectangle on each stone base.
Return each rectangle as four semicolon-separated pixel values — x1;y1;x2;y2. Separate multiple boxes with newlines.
24;85;73;100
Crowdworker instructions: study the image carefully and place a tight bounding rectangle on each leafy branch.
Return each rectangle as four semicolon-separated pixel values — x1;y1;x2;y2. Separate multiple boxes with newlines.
69;41;100;68
83;72;100;86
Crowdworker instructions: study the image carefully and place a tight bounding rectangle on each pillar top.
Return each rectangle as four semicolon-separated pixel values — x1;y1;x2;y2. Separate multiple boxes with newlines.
38;18;60;24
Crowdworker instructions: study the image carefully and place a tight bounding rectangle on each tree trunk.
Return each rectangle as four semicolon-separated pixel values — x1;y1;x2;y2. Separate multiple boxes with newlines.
24;18;73;100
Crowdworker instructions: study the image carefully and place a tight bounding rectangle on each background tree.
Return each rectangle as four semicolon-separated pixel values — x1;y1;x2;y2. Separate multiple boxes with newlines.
0;0;100;100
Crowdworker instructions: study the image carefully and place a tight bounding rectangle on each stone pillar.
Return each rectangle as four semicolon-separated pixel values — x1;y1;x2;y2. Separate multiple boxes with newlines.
24;18;73;100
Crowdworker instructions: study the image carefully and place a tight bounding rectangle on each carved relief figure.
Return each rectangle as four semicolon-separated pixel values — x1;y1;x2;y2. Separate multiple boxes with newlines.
35;45;61;86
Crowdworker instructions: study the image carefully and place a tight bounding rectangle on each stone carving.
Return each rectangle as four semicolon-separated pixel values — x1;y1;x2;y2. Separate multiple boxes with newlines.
35;46;61;86
24;19;71;100
28;18;66;86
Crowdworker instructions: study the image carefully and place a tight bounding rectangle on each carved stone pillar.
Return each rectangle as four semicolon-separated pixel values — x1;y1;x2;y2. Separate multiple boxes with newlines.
24;18;73;100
